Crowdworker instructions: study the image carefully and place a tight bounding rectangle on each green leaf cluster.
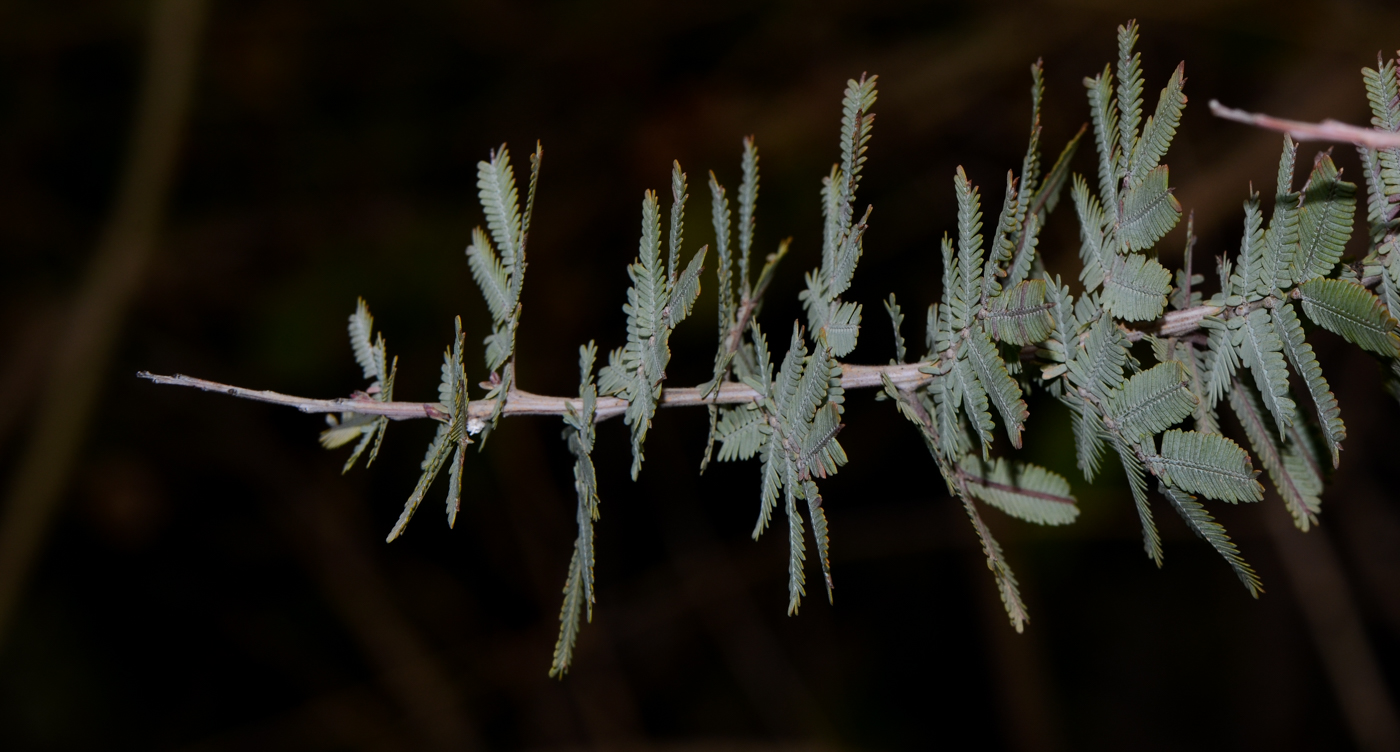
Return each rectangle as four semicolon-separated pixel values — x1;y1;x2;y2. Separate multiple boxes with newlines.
598;162;707;480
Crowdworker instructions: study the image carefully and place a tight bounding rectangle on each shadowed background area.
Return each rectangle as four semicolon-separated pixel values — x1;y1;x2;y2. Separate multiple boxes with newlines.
2;1;1399;750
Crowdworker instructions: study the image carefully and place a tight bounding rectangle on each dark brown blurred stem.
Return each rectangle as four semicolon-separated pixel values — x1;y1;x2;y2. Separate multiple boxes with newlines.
1264;506;1400;752
0;0;208;646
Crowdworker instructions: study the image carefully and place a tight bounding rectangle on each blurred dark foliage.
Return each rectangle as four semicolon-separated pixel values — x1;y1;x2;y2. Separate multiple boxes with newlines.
2;1;1400;750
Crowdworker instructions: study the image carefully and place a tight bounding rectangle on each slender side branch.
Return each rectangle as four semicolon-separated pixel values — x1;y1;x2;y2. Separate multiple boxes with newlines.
1210;100;1400;149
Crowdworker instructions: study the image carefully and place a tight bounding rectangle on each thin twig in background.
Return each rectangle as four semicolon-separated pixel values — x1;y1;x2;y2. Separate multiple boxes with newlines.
0;0;209;646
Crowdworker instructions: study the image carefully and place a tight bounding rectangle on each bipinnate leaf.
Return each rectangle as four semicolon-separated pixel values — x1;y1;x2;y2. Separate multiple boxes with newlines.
1297;278;1400;357
984;279;1054;345
1273;301;1344;467
959;455;1079;526
1158;482;1262;597
1292;155;1356;284
1103;251;1171;321
1106;361;1196;440
1147;430;1262;503
1118;166;1181;252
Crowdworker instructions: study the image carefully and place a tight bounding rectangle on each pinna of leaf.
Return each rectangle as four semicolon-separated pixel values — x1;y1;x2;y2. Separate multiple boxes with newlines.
140;20;1400;675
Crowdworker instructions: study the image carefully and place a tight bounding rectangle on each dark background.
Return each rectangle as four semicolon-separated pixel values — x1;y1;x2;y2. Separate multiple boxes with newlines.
2;1;1399;750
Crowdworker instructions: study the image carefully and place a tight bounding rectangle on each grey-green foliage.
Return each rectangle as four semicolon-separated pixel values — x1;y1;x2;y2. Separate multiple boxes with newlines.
597;162;707;480
466;143;541;442
878;59;1083;631
1357;54;1400;402
304;22;1400;675
1075;20;1182;321
708;77;883;615
1051;23;1264;574
551;342;599;677
319;298;396;473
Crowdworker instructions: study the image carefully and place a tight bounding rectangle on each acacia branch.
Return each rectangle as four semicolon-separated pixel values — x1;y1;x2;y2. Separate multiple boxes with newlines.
1210;99;1400;149
140;271;1383;425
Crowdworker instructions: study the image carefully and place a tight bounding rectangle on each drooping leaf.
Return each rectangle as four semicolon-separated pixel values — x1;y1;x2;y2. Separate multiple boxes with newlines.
1228;378;1322;530
1158;482;1262;597
1114;436;1162;566
959;493;1028;632
959;455;1078;526
1297;278;1400;357
802;479;834;603
785;461;807;616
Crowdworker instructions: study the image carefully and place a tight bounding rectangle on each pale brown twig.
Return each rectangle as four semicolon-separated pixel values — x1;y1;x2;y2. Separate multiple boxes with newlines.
1210;99;1400;149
